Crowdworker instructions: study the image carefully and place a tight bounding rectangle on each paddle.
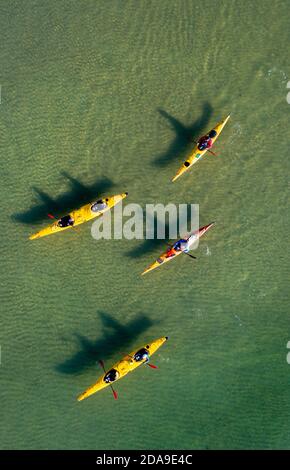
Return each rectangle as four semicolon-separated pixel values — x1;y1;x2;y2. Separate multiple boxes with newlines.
193;140;219;157
99;360;118;400
207;148;218;157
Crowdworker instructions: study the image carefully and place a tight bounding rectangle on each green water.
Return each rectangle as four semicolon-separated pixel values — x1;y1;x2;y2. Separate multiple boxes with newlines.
1;0;290;450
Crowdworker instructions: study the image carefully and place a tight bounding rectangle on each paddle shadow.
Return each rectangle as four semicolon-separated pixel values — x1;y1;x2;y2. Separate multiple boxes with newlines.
154;102;213;167
11;172;115;225
56;311;155;375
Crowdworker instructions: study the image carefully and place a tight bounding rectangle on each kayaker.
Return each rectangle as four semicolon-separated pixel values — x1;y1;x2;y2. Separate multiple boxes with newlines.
197;129;217;151
133;348;150;363
166;247;176;258
91;199;108;213
104;368;119;383
57;215;74;228
166;239;188;258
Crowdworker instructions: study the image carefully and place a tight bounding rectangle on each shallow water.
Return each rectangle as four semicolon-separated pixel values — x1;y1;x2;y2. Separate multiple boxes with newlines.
0;0;290;449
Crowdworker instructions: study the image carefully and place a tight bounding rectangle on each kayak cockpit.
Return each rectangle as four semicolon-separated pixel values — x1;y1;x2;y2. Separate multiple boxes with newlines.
133;347;150;363
103;368;119;384
57;215;74;228
166;239;188;258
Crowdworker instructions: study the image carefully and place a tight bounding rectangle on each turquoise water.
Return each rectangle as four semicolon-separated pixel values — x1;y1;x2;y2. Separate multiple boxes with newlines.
0;0;290;449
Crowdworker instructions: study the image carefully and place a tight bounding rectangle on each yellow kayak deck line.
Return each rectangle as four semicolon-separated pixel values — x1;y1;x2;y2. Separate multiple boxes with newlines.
142;223;214;275
77;336;168;401
172;115;230;182
29;192;128;240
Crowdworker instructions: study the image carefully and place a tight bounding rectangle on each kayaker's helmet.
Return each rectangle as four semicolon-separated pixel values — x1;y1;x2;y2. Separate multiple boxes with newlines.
208;130;217;138
104;368;119;383
134;348;150;363
91;199;108;213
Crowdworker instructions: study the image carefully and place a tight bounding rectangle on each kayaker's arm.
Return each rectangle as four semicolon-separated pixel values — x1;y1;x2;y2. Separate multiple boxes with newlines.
99;360;118;400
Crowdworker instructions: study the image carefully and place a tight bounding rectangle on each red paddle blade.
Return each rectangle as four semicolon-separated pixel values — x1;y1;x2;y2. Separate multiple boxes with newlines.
47;213;56;219
147;363;158;369
112;389;118;400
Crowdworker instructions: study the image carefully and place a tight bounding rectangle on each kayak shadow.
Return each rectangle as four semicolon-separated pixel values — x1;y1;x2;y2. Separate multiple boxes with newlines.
11;173;115;225
56;311;155;375
153;102;213;167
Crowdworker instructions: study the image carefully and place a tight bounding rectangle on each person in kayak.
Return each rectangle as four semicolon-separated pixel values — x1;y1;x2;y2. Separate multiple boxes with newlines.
166;239;189;258
57;214;74;228
91;199;108;213
197;129;217;151
133;348;150;363
104;368;119;383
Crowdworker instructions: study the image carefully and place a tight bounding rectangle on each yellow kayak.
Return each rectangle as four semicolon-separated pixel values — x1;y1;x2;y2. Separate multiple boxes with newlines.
77;336;168;401
172;115;230;182
142;223;214;275
29;192;128;240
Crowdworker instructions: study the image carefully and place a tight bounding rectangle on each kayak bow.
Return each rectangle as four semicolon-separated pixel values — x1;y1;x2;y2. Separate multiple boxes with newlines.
141;222;214;275
29;192;128;240
172;115;230;182
77;336;168;401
